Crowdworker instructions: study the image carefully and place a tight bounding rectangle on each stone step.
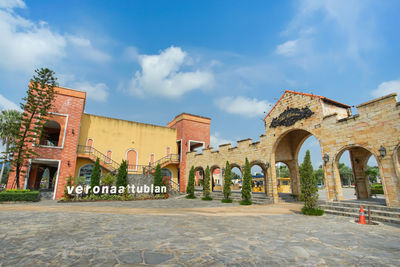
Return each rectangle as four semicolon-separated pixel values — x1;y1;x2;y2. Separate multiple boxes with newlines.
320;201;400;213
320;205;400;219
323;209;400;225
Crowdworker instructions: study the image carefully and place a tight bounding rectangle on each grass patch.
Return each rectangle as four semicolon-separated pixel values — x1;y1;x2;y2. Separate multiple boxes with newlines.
301;206;325;216
202;196;213;201
185;195;196;199
221;198;233;203
239;200;252;205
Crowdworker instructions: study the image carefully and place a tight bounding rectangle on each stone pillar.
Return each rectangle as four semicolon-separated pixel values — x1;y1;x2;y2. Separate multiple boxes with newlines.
381;153;400;207
349;148;371;199
269;160;279;203
325;152;342;201
286;160;301;196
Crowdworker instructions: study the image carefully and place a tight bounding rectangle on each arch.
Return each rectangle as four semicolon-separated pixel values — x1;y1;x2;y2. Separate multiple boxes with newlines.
149;153;155;165
126;149;138;171
272;128;323;198
105;150;112;163
40;120;61;147
210;165;222;191
393;143;400;179
333;144;385;201
250;161;268;194
86;138;93;152
194;166;205;187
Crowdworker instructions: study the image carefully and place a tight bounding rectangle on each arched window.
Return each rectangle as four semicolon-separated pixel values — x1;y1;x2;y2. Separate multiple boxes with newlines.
86;138;93;152
40;121;61;146
79;164;102;184
161;168;172;183
166;147;171;157
149;153;155;165
126;149;138;171
105;150;112;163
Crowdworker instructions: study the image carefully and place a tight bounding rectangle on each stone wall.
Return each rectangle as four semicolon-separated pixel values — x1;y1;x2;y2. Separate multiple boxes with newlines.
186;91;400;207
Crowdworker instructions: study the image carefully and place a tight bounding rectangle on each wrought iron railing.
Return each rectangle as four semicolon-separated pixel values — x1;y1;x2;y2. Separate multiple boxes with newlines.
143;154;180;173
77;145;120;172
127;165;150;174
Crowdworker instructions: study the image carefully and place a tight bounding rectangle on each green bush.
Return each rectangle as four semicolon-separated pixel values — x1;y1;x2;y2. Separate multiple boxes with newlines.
222;161;232;202
202;196;213;201
371;188;384;194
116;160;128;189
186;166;195;198
239;200;252;205
221;198;233;203
0;190;39;202
185;194;196;199
202;166;211;199
101;173;115;187
301;206;325;216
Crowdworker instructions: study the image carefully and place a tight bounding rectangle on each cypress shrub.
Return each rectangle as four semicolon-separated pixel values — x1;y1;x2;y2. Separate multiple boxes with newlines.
186;166;196;199
90;158;101;190
240;158;252;205
116;160;128;190
222;161;232;202
202;166;212;200
300;150;323;216
153;164;163;194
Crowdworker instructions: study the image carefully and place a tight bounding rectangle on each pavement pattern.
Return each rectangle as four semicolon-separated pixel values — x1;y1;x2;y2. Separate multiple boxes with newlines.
0;197;399;266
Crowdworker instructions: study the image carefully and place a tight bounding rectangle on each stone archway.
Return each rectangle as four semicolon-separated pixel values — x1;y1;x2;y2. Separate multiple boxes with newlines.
334;145;384;200
272;128;323;198
249;160;268;194
194;166;204;188
210;165;222;192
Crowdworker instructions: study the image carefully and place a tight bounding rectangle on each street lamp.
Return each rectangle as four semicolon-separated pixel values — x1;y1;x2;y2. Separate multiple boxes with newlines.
379;146;386;158
323;154;329;164
265;162;270;169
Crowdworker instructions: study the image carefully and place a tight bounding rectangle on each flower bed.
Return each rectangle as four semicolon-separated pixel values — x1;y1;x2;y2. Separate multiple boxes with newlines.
59;193;168;202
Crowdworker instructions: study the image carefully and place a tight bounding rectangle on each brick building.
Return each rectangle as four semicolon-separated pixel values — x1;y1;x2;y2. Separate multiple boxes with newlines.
7;86;210;199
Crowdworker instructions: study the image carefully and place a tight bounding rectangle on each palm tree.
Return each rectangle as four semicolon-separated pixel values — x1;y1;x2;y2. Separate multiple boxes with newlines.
0;109;21;182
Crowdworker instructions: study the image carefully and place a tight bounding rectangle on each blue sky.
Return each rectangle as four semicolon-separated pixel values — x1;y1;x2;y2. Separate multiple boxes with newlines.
0;0;399;169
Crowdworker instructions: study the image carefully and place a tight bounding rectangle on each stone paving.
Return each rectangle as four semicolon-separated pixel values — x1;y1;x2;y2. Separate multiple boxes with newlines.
0;198;399;266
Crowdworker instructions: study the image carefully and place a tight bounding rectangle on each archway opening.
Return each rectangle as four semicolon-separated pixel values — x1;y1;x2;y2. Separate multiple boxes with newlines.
274;129;323;200
250;162;266;194
194;166;204;191
275;162;291;194
230;165;242;192
335;147;385;203
210;166;221;192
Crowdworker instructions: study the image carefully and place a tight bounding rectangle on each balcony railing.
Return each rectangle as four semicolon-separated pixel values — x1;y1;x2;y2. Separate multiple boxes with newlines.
77;145;120;172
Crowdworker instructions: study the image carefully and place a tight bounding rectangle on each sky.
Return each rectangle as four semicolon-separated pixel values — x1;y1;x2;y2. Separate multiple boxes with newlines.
0;0;399;169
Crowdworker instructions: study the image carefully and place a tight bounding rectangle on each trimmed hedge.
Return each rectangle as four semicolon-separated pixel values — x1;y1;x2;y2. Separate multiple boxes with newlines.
0;190;39;202
301;206;325;216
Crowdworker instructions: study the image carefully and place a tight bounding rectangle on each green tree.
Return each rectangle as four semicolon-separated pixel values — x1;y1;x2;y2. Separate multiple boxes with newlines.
366;166;380;184
100;173;115;187
90;158;101;190
300;150;321;214
202;165;212;200
0;109;21;182
276;164;290;178
1;166;10;184
116;160;128;189
153;164;163;193
222;161;232;202
10;68;57;188
186;166;195;198
314;165;325;185
339;163;353;186
240;158;252;205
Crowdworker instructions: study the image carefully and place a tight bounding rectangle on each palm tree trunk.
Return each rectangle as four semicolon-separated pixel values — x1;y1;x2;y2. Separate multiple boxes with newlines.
0;138;8;182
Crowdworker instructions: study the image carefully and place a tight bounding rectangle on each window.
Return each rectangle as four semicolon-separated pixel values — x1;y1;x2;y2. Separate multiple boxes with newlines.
86;138;93;152
105;150;112;163
166;147;171;157
40;121;61;147
79;164;94;184
149;153;155;165
126;149;138;171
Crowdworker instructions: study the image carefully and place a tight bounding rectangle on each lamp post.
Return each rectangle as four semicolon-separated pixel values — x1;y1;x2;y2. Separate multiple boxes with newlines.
379;146;386;158
323;154;329;165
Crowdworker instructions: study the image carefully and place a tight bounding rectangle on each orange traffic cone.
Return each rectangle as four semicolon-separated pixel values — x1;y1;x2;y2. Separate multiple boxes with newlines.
358;206;366;224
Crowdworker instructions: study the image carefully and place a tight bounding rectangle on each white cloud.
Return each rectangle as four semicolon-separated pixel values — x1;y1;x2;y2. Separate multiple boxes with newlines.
216;96;272;118
276;40;298;57
71;82;109;102
0;2;110;72
210;132;232;148
66;35;111;63
0;94;20;110
371;79;400;98
0;0;25;9
123;46;139;61
128;46;214;98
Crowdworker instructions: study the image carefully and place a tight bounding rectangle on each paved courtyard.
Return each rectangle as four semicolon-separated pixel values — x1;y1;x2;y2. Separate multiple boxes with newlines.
0;197;399;266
